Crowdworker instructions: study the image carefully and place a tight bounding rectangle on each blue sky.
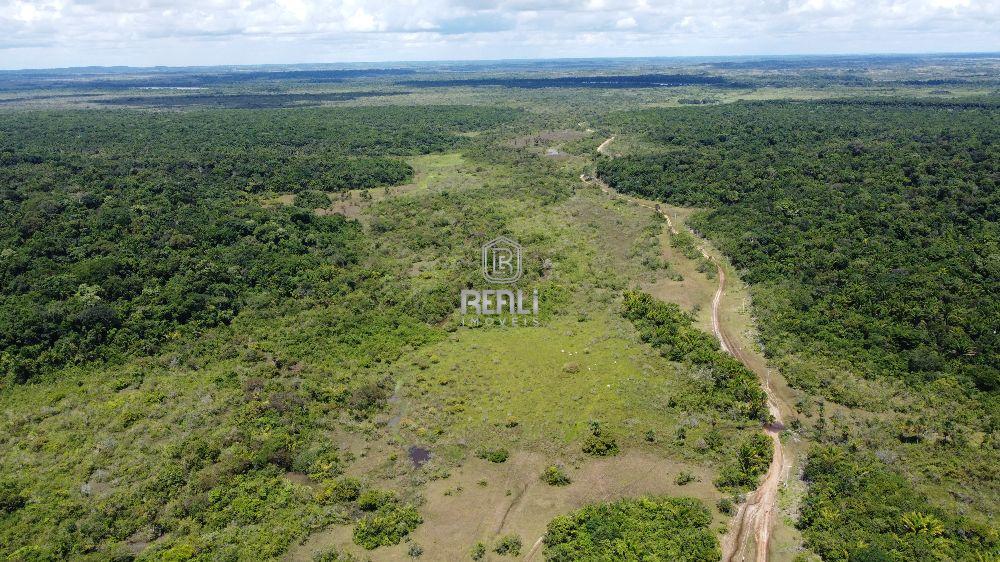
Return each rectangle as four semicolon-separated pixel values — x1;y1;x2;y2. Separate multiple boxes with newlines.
1;0;998;70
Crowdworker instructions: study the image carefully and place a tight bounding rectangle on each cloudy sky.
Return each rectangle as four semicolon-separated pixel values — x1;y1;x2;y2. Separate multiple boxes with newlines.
1;0;998;69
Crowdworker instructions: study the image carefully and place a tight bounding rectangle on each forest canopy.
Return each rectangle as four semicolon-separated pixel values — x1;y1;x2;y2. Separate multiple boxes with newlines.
0;106;521;383
598;100;999;394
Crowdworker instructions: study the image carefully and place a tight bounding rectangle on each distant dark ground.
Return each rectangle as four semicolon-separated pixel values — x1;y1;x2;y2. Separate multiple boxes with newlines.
90;91;404;109
395;74;750;89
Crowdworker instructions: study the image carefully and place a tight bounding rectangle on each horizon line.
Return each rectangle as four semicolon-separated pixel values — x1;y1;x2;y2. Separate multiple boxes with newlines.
3;50;998;74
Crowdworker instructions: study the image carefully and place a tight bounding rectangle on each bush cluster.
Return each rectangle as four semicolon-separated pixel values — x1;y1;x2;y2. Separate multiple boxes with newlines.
543;496;719;561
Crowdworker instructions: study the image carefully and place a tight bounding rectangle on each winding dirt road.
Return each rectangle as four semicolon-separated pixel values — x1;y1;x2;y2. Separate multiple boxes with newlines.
583;165;787;562
596;134;615;154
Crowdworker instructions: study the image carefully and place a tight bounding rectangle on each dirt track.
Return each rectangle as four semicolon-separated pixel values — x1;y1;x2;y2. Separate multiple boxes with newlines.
585;167;787;562
596;134;615;154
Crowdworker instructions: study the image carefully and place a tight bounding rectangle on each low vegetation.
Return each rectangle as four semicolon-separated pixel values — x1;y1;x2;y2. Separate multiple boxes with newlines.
799;446;997;561
475;448;510;464
353;502;422;549
540;465;572;486
543;497;720;561
492;534;522;556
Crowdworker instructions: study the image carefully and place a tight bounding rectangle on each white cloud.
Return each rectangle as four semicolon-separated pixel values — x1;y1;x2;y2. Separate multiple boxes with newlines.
615;16;637;29
0;0;996;68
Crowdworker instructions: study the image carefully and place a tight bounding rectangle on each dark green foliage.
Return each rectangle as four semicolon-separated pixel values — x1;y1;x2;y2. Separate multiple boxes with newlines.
582;421;619;457
600;101;999;394
621;291;769;422
276;156;412;193
714;434;772;491
0;480;26;515
476;448;509;463
799;446;998;561
294;190;331;209
541;465;572;486
543;496;720;561
0;106;518;383
582;433;619;457
470;542;487;560
352;502;422;550
493;534;522;556
95;91;397;109
356;489;396;511
399;74;747;89
716;497;734;515
316;477;362;504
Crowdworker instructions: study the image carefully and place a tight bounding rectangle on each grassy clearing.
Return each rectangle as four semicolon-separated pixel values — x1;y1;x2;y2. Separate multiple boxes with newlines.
282;156;767;559
398;315;685;450
322;153;483;219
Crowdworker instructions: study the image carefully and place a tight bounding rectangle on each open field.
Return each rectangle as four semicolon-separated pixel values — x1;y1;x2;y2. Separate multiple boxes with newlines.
273;154;767;560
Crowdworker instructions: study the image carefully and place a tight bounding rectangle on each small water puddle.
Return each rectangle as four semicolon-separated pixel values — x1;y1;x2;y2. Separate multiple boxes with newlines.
407;445;431;468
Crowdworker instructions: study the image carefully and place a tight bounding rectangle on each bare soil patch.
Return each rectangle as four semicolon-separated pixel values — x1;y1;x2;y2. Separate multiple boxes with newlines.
286;450;726;561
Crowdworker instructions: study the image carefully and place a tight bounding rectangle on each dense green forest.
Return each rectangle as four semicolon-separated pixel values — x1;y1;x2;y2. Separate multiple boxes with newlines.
0;107;518;383
598;100;999;394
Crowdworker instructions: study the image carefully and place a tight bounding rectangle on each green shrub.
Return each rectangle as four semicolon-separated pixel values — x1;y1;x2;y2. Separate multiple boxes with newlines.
347;381;390;417
541;465;572;486
716;498;735;515
714;434;772;491
312;547;358;561
493;534;522;556
160;542;197;562
582;423;619;457
316;477;361;504
675;471;696;486
470;542;487;560
353;503;422;549
543;496;719;561
294;443;343;481
294;190;331;209
476;448;509;463
0;480;26;515
357;489;396;511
